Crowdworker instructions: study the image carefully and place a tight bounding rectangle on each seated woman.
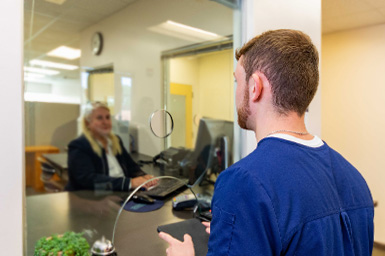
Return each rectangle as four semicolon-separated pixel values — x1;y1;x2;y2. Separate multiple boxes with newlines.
66;102;156;191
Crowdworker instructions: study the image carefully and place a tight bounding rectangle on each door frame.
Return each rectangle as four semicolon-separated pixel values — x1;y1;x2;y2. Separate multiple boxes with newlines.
170;83;193;148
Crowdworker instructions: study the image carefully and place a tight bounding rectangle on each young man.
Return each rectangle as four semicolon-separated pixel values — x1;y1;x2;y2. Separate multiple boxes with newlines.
159;29;374;256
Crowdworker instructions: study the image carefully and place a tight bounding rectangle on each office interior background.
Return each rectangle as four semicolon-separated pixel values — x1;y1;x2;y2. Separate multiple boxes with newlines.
0;0;385;254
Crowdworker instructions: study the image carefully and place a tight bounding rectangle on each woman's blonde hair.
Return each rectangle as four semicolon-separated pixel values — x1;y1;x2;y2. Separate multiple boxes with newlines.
81;101;122;157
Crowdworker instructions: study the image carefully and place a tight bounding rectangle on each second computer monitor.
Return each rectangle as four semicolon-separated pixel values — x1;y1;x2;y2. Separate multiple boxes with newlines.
187;117;233;186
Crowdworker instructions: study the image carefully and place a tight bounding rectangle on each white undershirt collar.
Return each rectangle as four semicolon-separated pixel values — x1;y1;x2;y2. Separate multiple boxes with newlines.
266;133;324;148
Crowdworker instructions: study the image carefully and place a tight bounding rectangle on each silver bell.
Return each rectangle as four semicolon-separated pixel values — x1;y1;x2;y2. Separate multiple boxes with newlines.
91;236;117;256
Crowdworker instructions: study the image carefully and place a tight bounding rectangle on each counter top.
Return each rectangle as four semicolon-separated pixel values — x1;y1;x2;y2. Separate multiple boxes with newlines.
27;187;213;255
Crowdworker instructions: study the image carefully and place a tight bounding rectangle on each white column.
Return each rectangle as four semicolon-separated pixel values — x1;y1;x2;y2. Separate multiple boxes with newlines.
0;0;24;254
240;0;322;157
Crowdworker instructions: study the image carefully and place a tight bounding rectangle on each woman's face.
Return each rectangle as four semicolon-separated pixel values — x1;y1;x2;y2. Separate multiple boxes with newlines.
87;107;112;137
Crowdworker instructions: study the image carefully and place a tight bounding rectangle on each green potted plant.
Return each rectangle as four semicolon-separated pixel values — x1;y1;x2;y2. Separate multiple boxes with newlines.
34;231;90;256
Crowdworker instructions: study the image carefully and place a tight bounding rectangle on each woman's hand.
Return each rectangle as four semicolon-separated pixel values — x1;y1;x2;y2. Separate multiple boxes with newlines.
130;175;158;189
143;174;158;188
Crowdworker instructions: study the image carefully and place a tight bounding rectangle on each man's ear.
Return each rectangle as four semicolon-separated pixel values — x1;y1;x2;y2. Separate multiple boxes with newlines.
250;73;263;101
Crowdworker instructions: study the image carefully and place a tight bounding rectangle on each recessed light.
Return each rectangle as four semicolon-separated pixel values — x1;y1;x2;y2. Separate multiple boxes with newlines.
47;46;81;60
24;66;60;75
30;59;78;70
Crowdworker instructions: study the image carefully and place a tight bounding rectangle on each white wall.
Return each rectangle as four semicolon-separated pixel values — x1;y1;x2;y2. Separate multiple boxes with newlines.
80;0;232;156
322;24;385;243
0;0;24;254
241;0;322;156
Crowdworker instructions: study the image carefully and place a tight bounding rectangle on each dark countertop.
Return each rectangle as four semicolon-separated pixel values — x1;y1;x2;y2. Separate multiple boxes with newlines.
27;184;214;255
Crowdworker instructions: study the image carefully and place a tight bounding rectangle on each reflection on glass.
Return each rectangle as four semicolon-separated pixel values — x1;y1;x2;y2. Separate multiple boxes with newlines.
149;109;174;138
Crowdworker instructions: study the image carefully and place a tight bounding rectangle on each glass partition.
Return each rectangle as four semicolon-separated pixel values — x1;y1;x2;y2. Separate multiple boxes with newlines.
24;0;238;254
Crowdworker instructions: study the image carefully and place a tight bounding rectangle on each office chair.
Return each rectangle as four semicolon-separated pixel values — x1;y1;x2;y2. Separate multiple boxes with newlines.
38;157;66;193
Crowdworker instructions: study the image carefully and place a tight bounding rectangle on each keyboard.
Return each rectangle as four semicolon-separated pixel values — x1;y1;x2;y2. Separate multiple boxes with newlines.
142;178;187;199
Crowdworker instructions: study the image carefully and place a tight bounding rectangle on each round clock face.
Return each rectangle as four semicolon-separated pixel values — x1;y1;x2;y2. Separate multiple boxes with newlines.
91;32;103;55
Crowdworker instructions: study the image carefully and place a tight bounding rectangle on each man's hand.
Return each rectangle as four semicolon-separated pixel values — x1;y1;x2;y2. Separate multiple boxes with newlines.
158;232;195;256
202;221;210;234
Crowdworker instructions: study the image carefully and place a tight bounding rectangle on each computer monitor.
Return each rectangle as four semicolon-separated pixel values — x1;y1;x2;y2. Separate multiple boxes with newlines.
184;117;233;186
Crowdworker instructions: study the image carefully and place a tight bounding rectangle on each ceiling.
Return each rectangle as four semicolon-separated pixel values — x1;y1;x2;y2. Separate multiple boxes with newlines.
24;0;385;79
24;0;138;79
322;0;385;34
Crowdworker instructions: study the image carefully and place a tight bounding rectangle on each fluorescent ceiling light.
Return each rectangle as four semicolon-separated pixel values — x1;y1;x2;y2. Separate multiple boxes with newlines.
24;66;60;75
166;21;219;37
47;46;81;60
45;0;67;5
24;72;46;79
24;77;46;83
148;20;223;42
30;59;78;70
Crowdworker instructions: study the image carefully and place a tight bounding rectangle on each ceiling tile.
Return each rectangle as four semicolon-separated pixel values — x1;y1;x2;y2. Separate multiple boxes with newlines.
336;0;373;16
324;9;385;34
25;13;56;39
365;0;385;8
344;9;385;28
120;0;137;3
322;0;344;19
60;8;102;26
68;0;128;16
322;0;385;34
378;7;385;16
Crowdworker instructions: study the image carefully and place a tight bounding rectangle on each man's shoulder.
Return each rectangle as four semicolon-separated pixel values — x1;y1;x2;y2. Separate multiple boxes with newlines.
218;140;329;192
217;153;264;187
225;144;278;174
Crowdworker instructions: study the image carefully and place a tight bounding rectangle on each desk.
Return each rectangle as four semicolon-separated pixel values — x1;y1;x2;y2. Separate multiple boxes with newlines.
27;187;213;255
25;145;60;191
27;154;213;255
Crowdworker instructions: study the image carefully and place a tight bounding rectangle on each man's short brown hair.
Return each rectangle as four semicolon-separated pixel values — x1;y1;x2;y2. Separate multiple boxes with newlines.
235;29;319;116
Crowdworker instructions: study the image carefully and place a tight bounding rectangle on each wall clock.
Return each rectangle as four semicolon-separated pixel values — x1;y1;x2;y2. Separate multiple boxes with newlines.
91;32;103;56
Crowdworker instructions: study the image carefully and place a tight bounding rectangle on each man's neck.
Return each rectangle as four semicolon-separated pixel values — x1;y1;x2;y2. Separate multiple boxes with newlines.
254;111;311;142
